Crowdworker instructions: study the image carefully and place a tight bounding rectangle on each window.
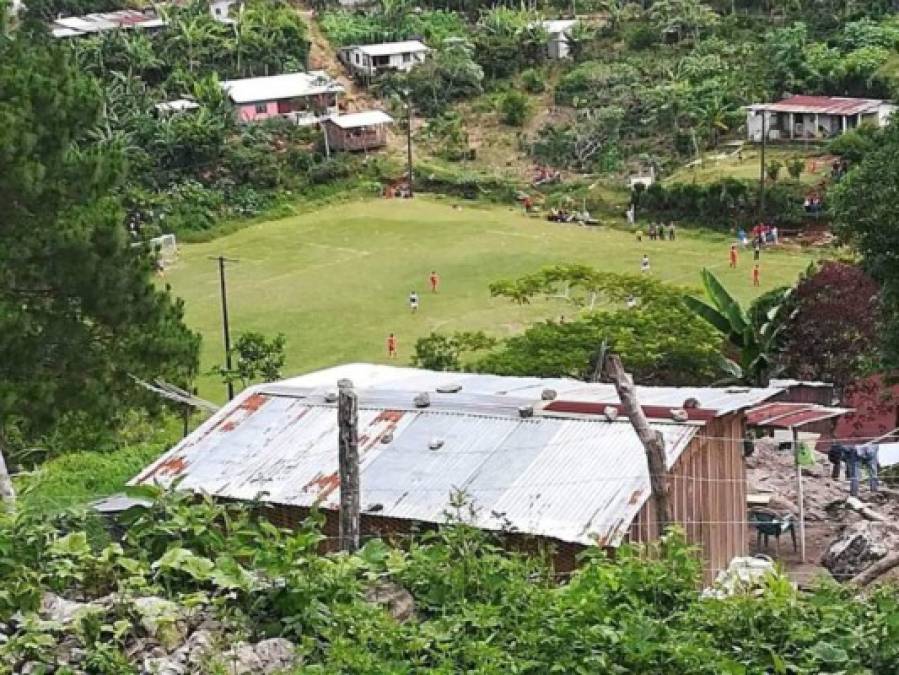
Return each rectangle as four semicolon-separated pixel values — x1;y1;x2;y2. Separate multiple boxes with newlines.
354;53;360;64
402;52;411;63
254;103;267;114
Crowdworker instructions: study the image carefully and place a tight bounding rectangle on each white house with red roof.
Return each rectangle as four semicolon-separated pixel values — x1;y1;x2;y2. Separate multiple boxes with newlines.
746;95;895;141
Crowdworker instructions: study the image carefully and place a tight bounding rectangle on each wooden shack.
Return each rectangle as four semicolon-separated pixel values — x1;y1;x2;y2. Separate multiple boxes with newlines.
324;110;393;152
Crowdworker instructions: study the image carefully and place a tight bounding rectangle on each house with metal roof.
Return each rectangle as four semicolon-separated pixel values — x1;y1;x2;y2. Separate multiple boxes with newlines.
746;95;895;142
541;19;579;59
221;72;344;126
49;8;166;38
323;110;394;152
338;41;429;79
132;364;788;579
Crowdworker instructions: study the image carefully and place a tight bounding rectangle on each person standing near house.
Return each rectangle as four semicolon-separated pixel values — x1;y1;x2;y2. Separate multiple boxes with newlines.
408;291;419;313
386;333;397;358
752;263;760;287
668;221;676;240
429;271;440;293
729;244;738;269
640;254;651;274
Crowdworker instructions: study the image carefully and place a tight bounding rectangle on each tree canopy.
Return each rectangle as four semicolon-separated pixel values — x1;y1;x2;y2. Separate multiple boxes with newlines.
0;36;199;462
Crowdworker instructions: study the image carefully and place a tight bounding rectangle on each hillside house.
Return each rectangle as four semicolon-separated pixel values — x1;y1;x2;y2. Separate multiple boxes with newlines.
209;0;238;23
339;41;429;79
324;110;394;152
746;95;895;141
542;19;578;59
49;8;165;38
221;72;344;125
132;364;790;581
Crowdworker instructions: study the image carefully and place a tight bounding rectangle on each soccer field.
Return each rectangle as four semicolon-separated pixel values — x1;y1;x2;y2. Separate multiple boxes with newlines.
164;197;819;400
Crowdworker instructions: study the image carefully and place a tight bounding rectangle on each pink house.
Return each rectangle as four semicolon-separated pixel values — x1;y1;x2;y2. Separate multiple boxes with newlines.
221;71;344;126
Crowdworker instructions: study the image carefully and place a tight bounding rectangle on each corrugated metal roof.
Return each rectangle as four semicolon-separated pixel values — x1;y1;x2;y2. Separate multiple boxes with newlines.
50;9;165;37
131;385;698;547
328;110;393;129
221;71;344;104
749;95;889;116
356;40;429;56
542;19;578;34
745;402;850;429
278;364;784;417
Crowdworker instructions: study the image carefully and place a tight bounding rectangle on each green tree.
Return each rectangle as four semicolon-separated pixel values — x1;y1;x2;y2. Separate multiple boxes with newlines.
683;269;789;385
500;90;529;126
411;331;497;371
217;332;287;389
483;265;725;384
0;37;200;504
831;121;899;369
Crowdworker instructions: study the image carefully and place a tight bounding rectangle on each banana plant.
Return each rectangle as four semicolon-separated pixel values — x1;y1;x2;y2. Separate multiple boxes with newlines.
684;268;791;385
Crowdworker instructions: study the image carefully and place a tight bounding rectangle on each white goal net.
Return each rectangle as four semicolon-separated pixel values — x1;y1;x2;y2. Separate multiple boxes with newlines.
133;234;179;269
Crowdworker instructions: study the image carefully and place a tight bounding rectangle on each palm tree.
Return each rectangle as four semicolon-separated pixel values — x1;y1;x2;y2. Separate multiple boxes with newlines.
683;269;791;385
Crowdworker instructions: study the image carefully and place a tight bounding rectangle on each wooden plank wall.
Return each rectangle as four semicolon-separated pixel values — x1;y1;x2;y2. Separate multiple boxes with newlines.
631;414;747;583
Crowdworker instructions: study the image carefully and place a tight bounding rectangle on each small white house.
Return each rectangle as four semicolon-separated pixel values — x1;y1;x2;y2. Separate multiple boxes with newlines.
746;95;895;142
154;99;200;115
339;40;429;78
542;19;578;59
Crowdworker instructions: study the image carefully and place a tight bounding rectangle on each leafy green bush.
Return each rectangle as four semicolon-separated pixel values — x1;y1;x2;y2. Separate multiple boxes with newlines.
829;124;882;163
500;90;530;126
637;178;806;227
520;67;546;94
624;23;659;50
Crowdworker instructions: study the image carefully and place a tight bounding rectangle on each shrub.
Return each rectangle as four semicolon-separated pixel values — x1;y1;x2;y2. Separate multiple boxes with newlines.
624;23;658;50
786;158;804;180
766;160;783;182
521;68;546;94
500;90;530;126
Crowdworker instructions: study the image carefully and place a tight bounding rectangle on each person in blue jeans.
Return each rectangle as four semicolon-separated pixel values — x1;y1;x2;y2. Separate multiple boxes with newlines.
848;444;879;497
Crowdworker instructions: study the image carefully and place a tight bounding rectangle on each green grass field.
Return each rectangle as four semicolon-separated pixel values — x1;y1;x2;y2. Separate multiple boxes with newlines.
664;147;832;185
164;197;820;401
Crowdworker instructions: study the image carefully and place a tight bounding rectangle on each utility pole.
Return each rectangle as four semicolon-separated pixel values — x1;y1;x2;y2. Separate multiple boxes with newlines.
406;93;414;198
759;109;767;222
337;378;360;552
210;255;239;401
605;354;671;532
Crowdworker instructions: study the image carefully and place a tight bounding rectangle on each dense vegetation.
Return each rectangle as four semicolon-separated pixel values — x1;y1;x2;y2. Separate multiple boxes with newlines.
3;492;899;672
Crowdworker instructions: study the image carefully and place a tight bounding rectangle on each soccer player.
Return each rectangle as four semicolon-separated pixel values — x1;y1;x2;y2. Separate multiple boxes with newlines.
386;333;397;358
752;264;760;287
640;254;650;274
729;244;738;269
429;271;440;293
409;291;419;313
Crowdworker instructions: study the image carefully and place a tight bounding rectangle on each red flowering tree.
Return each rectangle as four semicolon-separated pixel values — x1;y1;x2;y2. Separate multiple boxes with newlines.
781;261;881;393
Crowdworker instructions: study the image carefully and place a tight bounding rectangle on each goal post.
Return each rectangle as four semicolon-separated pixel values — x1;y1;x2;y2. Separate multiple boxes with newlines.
133;233;179;269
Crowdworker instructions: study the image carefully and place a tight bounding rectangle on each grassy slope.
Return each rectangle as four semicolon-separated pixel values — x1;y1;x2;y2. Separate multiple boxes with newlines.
664;146;833;185
164;197;820;401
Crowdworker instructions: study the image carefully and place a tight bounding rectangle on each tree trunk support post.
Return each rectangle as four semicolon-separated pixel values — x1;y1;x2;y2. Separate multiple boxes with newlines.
338;379;361;553
605;354;671;532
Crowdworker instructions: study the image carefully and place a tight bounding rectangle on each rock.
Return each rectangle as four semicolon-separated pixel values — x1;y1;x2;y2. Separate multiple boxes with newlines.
822;521;893;579
143;655;187;675
40;592;102;626
225;642;263;674
20;662;44;675
254;638;296;673
364;581;415;623
132;597;187;652
183;629;215;667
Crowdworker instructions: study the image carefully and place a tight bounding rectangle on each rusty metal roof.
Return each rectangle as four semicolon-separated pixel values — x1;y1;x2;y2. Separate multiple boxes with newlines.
278;364;783;418
132;382;699;547
745;402;851;429
749;95;889;116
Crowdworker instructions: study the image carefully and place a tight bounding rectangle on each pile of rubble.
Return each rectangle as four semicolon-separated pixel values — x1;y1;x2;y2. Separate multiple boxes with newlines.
746;439;899;584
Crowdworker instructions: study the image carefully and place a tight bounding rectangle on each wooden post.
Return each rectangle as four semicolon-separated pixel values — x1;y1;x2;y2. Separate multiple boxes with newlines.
338;379;360;552
605;354;670;531
793;426;806;562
